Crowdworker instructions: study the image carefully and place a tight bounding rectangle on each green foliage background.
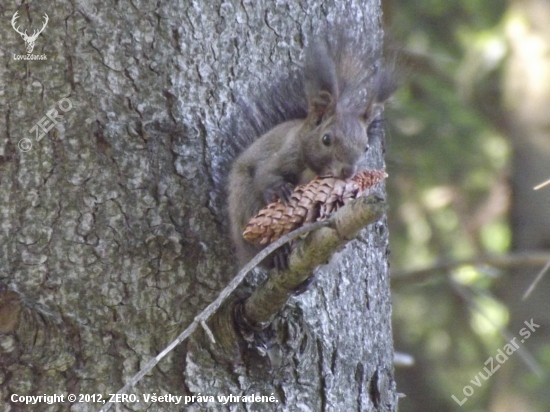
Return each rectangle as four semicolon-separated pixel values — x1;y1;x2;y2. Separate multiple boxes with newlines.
385;0;550;410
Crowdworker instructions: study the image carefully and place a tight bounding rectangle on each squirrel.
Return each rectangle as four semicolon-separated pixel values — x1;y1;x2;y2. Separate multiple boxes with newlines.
223;28;397;270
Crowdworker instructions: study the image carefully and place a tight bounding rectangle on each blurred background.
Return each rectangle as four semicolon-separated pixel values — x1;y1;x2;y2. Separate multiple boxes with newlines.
383;0;550;411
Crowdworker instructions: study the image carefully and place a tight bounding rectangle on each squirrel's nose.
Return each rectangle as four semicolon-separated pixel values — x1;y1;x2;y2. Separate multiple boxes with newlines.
339;165;356;179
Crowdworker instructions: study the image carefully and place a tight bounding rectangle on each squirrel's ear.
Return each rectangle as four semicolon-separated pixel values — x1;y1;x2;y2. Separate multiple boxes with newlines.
304;38;339;121
374;67;398;103
372;52;400;104
308;90;335;123
361;63;398;122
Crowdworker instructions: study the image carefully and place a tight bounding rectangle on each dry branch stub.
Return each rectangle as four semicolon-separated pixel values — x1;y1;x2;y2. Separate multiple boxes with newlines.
243;169;387;245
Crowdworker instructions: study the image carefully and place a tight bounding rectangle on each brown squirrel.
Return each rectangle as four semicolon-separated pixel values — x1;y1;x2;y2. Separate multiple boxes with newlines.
224;29;397;270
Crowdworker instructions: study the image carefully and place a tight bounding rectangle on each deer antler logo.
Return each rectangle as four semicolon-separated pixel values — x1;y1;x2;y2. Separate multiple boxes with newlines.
11;11;49;54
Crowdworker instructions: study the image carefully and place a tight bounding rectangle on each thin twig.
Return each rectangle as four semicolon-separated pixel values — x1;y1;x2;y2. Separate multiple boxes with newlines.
522;260;550;300
98;219;330;412
201;321;216;344
533;178;550;190
391;251;550;285
450;280;543;377
394;351;415;367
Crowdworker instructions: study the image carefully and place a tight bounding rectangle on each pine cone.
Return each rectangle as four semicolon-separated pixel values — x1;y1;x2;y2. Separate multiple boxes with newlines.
243;169;387;245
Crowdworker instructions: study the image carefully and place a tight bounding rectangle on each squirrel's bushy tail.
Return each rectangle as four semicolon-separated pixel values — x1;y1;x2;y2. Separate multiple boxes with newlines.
212;71;308;216
223;72;308;170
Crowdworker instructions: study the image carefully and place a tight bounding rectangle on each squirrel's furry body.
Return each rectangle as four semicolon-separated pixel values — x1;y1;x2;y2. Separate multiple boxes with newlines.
224;28;397;269
228;119;317;269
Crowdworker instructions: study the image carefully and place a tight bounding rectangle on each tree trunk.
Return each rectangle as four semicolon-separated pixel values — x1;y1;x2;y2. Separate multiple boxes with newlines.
0;1;395;411
492;1;550;411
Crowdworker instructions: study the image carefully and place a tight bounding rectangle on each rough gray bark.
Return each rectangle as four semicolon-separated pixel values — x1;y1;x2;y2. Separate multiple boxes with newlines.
0;1;395;411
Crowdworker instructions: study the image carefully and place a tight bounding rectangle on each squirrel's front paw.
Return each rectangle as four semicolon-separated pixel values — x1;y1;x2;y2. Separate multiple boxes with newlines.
263;182;294;204
273;243;291;271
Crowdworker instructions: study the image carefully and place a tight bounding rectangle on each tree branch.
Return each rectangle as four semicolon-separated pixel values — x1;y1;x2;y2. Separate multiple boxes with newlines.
391;251;550;286
239;194;387;330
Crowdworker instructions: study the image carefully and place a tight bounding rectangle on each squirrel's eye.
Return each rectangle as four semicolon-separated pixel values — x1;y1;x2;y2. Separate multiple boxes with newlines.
322;134;331;146
365;145;369;153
